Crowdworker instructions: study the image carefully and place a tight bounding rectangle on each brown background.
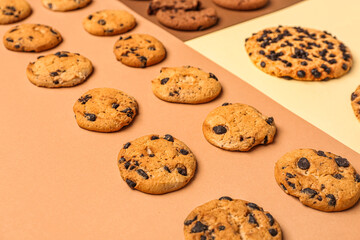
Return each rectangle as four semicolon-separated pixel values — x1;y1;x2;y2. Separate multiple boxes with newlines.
0;0;359;239
120;0;303;41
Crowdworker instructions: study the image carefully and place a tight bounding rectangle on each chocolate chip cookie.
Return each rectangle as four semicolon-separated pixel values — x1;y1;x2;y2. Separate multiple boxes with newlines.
148;0;200;15
42;0;91;12
203;103;276;151
351;85;360;122
212;0;268;10
156;8;218;31
0;0;32;25
245;26;353;81
117;134;197;194
83;10;136;36
73;88;138;132
3;24;62;52
151;66;222;104
184;197;282;240
113;34;166;68
26;51;93;88
275;149;360;212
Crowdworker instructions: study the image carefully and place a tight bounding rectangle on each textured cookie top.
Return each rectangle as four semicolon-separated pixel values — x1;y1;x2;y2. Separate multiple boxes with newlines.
118;134;197;194
212;0;268;10
113;34;166;68
27;51;93;88
156;8;218;31
73;88;138;133
351;85;360;122
83;10;136;36
203;103;276;151
42;0;91;12
245;26;352;81
148;0;200;15
151;66;222;104
0;0;32;25
184;197;282;240
3;24;62;52
275;149;360;212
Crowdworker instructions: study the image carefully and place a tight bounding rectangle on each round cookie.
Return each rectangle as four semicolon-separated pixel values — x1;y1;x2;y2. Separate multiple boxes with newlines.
117;134;197;194
3;24;62;52
203;103;276;151
212;0;268;10
151;66;222;104
113;33;166;68
148;0;200;15
26;51;93;88
351;85;360;122
73;88;138;132
156;8;218;31
245;26;353;81
83;10;136;36
275;149;360;212
42;0;91;12
184;197;282;240
0;0;32;25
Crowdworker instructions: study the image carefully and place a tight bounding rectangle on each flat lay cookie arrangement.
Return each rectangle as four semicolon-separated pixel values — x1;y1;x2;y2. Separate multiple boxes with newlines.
1;0;359;240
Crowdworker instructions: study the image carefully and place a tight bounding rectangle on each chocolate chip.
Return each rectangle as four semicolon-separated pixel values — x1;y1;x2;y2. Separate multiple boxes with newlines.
151;135;159;140
123;142;131;149
149;154;155;157
342;63;348;71
124;36;132;40
53;80;59;84
120;107;134;118
301;188;317;198
209;73;218;81
137;169;149;179
200;235;206;240
88;15;93;20
266;213;274;226
219;196;232;201
297;70;306;78
334;157;349;167
280;183;287;191
355;173;360;183
311;68;321;78
118;157;126;163
263;135;268;144
301;61;308;66
48;3;53;9
317;150;327;157
5;37;13;42
351;93;358;101
126;179;136;189
78;95;92;104
161;78;169;85
282;76;293;80
37;55;44;59
212;125;227;135
129;166;135;170
320;64;331;74
247;202;261;211
84;113;96;121
260;61;266;68
328;59;337;64
286;173;295;178
184;215;197;226
180;149;189;155
164;134;174;142
248;213;258;226
98;19;106;25
50;29;58;35
269;229;278;236
112;103;119;109
218;226;225;231
124;161;130;169
222;102;231;106
58;53;68;58
326;194;336;206
50;72;58;77
287;181;295;189
164;166;171;173
191;221;208;233
333;173;344;179
177;167;187;176
297;157;310;170
266;117;274;125
259;50;265;55
14;44;20;49
138;56;147;68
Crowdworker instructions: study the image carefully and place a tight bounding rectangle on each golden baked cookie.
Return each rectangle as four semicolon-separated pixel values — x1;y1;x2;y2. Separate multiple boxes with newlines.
351;85;360;122
0;0;32;25
42;0;91;12
212;0;268;10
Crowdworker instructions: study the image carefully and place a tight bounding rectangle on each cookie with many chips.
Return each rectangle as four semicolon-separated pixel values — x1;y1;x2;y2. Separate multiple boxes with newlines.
184;197;282;240
245;26;352;81
0;0;32;25
117;134;197;194
275;149;360;211
351;85;360;122
203;103;276;151
42;0;91;12
148;0;200;15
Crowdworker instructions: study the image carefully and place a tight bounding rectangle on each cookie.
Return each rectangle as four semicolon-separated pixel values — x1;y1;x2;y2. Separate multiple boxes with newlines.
83;10;136;36
212;0;268;10
245;26;353;81
151;66;222;104
3;24;62;52
26;51;93;88
203;103;276;151
148;0;200;15
275;149;360;212
42;0;91;12
117;134;197;194
73;88;138;132
184;197;282;240
156;8;218;31
113;34;166;68
351;85;360;122
0;0;32;25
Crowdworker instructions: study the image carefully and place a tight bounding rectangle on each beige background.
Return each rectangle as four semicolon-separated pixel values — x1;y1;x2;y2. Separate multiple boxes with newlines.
0;0;359;239
187;0;360;154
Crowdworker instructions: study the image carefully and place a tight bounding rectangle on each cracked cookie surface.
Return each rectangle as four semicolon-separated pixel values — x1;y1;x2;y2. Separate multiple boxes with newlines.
27;51;93;88
148;0;200;15
73;88;138;132
42;0;91;11
0;0;32;25
275;149;360;211
203;103;276;151
151;66;222;104
184;197;282;240
351;85;360;122
245;26;352;81
117;134;197;194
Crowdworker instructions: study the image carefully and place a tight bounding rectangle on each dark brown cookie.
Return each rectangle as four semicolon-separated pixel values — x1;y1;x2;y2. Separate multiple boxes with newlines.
148;0;200;15
213;0;268;10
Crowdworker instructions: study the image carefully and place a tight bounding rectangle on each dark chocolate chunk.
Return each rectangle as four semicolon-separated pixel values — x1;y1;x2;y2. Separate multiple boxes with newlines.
164;166;171;173
180;149;189;155
333;173;344;179
151;135;159;140
123;142;131;149
212;125;227;135
248;213;258;226
286;173;295;178
209;73;218;81
78;95;92;104
297;70;306;78
161;78;169;85
88;15;93;20
218;226;225;231
311;68;321;78
50;72;59;77
260;61;266;68
247;202;261;211
200;235;206;240
137;169;149;179
112;103;119;109
266;117;274;125
124;161;130;169
191;221;208;233
98;19;106;25
184;215;197;226
326;194;336;206
317;150;327;157
297;157;310;170
334;157;349;168
164;134;174;142
269;228;278;237
266;213;274;226
118;157;126;163
301;188;317;198
280;183;287;191
219;196;233;201
355;173;360;183
222;102;231;106
84;113;96;121
342;63;348;71
177;167;187;176
126;179;136;189
287;181;296;189
138;56;147;68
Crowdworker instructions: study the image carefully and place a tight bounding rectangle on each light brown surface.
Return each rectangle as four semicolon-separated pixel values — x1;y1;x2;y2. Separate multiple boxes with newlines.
0;0;359;240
